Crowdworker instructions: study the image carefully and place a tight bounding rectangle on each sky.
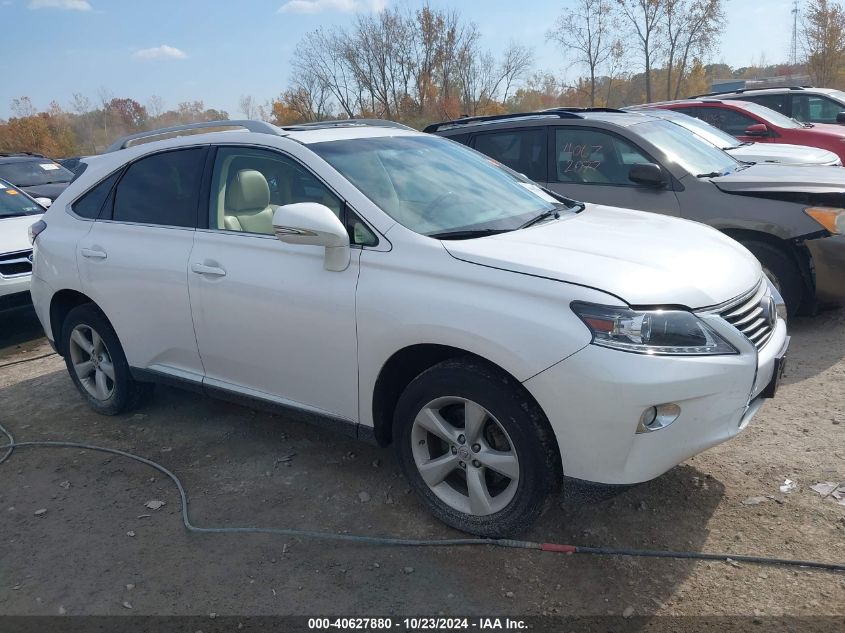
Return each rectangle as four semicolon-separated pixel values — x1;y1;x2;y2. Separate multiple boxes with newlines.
0;0;798;119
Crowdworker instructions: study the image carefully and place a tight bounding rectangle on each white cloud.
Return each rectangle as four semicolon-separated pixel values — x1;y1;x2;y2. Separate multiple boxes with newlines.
131;44;188;61
28;0;92;10
278;0;385;14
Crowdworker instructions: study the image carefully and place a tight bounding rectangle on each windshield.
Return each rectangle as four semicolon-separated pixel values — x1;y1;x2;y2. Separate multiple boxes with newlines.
742;102;803;129
662;113;741;150
0;181;44;218
311;135;565;236
0;160;73;187
633;119;740;176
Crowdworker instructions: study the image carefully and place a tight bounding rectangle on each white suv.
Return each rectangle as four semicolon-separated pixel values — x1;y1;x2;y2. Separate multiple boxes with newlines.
29;120;789;536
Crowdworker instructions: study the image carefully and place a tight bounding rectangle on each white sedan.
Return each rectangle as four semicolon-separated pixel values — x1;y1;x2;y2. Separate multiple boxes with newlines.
0;179;45;311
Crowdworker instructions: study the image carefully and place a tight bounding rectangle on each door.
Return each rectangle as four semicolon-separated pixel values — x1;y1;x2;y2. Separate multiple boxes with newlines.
790;93;845;124
77;147;207;380
686;106;774;144
545;126;681;216
188;145;361;421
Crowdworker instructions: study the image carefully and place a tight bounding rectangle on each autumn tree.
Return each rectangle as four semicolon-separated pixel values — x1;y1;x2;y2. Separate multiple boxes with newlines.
664;0;724;99
616;0;664;102
802;0;845;85
549;0;619;106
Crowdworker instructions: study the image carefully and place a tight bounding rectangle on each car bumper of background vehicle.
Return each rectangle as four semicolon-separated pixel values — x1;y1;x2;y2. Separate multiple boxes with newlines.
807;234;845;306
523;319;788;485
0;274;33;308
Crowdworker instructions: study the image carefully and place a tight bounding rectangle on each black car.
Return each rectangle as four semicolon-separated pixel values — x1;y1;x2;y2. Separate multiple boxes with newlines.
0;153;74;201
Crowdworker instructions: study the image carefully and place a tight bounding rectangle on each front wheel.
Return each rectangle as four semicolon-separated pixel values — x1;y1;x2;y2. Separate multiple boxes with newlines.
741;240;805;317
62;304;153;415
393;358;561;537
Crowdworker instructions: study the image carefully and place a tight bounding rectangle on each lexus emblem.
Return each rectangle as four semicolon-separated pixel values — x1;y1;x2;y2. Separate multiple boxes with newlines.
761;296;777;329
27;253;34;263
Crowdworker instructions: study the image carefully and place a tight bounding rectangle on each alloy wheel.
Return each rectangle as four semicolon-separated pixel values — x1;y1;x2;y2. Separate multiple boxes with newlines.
68;324;116;401
411;396;520;516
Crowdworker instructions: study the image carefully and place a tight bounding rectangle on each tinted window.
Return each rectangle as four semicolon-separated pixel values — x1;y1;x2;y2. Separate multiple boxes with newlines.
792;94;844;123
112;148;205;227
745;93;788;114
0;159;73;187
472;129;547;182
553;128;652;185
71;171;121;219
690;107;758;136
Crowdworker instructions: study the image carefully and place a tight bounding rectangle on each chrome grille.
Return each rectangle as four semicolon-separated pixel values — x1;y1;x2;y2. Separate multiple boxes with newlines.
719;282;775;350
0;249;33;278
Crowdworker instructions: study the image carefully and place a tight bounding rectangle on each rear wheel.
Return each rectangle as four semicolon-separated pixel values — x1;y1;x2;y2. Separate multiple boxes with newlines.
740;240;805;317
394;358;561;537
62;304;153;415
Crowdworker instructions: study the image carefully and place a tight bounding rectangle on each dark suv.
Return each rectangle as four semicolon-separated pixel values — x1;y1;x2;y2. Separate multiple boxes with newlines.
427;109;845;315
694;86;845;125
0;153;74;201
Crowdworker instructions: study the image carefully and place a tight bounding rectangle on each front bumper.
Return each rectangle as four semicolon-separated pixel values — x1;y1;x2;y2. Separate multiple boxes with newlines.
523;315;788;485
0;273;32;309
807;234;845;306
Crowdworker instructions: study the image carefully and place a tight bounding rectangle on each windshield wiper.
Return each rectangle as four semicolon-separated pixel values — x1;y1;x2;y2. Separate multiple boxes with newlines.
428;228;512;240
520;209;561;229
696;171;725;178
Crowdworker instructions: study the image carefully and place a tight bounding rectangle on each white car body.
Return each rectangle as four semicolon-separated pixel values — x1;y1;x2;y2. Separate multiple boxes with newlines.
728;141;841;166
0;181;43;309
30;122;788;524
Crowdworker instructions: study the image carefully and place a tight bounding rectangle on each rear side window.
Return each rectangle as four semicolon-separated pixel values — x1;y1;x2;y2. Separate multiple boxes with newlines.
111;148;206;227
71;171;121;219
745;93;788;115
690;107;758;136
472;129;547;182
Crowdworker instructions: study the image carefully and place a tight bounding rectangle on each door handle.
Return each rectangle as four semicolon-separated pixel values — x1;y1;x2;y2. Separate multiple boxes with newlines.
191;262;227;277
80;247;107;260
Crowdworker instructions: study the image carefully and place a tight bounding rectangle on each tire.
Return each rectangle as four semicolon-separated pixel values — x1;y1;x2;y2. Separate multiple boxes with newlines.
741;240;805;317
61;304;153;415
393;357;561;537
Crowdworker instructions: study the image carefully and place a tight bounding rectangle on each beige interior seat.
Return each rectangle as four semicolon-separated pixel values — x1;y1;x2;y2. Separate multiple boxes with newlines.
223;169;276;234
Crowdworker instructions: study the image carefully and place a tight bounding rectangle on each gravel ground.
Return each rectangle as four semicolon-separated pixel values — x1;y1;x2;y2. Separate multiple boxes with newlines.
0;304;843;618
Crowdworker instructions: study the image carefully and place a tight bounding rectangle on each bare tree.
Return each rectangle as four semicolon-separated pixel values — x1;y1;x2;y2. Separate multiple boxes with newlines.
146;95;165;119
802;0;845;86
497;42;534;103
239;95;258;120
617;0;664;102
549;0;618;106
664;0;724;99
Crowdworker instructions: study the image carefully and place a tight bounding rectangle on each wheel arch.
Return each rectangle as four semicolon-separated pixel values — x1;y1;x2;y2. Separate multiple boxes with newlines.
720;228;815;297
370;344;550;449
49;289;100;356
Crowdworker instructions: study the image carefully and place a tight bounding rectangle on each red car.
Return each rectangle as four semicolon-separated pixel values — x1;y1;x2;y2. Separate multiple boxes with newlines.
642;99;845;164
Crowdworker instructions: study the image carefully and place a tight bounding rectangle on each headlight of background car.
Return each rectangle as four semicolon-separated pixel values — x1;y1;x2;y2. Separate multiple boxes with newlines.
571;302;737;355
804;207;845;234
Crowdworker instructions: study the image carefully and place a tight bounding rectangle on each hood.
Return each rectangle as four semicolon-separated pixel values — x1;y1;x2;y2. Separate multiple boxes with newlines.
0;214;42;255
728;142;840;166
711;163;845;194
442;205;761;309
20;182;69;201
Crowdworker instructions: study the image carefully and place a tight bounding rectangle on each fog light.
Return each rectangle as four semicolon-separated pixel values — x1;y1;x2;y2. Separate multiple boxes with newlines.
636;403;681;433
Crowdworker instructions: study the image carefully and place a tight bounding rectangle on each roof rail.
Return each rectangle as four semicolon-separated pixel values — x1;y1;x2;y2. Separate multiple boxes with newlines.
104;120;285;153
690;85;815;99
280;118;414;131
423;111;588;133
0;151;46;158
540;107;627;114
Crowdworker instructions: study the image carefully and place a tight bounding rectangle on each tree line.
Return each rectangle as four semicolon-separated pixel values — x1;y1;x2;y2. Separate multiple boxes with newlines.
3;0;845;157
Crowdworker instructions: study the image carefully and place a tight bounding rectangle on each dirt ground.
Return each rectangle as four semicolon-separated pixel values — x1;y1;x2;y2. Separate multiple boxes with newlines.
0;303;843;618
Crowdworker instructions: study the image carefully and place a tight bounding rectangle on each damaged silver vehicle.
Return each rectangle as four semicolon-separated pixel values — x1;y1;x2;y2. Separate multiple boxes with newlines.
428;109;845;316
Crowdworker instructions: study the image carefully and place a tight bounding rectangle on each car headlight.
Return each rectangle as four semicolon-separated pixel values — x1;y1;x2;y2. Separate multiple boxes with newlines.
571;302;738;355
804;207;845;234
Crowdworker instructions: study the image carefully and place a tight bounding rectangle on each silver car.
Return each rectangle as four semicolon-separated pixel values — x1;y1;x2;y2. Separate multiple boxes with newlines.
428;108;845;315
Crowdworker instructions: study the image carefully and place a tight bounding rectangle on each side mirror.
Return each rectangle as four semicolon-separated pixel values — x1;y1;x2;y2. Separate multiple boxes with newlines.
34;197;52;209
836;111;845;123
628;163;666;188
272;202;350;272
744;123;770;137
